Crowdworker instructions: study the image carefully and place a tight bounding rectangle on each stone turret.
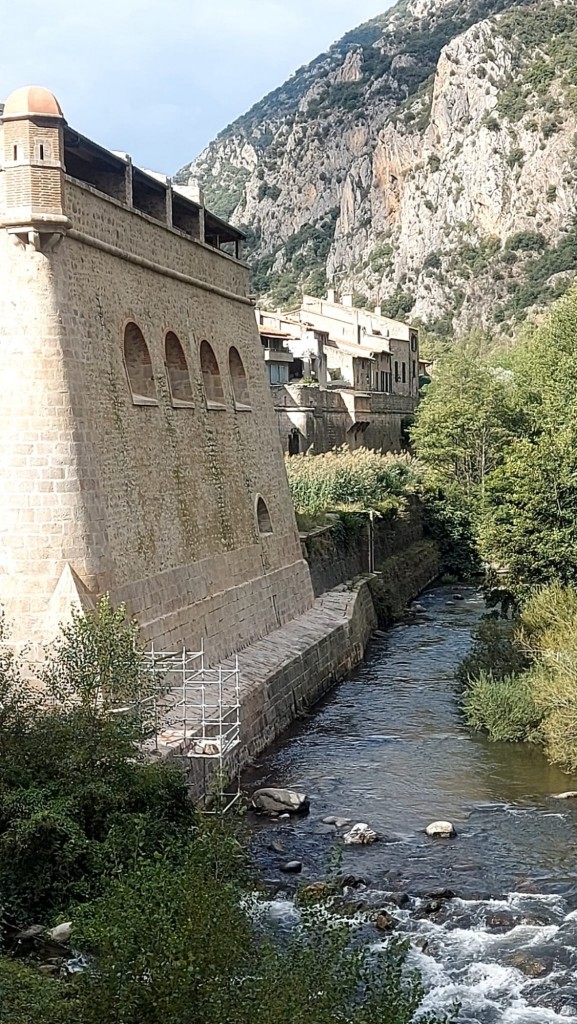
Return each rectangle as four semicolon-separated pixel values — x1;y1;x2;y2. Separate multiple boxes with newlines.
0;85;70;248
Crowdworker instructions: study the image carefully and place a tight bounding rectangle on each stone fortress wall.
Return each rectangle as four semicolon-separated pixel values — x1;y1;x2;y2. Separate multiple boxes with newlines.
0;86;313;661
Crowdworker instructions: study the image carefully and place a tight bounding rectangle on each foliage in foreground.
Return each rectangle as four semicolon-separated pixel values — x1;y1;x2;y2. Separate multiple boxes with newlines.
0;598;193;921
0;601;452;1024
460;585;577;771
285;446;420;517
0;831;453;1024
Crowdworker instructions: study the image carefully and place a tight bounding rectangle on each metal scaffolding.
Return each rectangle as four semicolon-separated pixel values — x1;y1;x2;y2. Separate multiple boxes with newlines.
142;642;242;813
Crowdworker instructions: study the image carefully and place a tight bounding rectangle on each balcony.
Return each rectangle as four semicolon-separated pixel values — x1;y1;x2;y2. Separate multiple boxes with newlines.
263;347;293;363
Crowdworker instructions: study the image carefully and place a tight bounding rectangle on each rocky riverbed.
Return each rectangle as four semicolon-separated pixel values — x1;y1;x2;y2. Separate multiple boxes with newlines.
244;587;577;1022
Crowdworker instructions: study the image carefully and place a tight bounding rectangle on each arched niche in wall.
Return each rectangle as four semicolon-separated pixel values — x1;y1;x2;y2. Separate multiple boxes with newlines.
256;496;273;536
124;322;157;405
165;331;194;406
228;346;251;410
200;340;225;408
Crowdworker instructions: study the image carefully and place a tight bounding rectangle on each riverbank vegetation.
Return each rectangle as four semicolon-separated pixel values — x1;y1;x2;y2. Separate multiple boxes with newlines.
411;286;577;770
285;445;420;531
0;601;450;1023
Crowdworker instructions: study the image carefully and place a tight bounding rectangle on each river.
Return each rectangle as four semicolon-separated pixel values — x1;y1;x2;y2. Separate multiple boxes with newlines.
245;586;577;1022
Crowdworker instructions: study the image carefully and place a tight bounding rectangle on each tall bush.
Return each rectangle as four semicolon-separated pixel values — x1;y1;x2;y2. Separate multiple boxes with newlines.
0;599;193;921
285;446;419;517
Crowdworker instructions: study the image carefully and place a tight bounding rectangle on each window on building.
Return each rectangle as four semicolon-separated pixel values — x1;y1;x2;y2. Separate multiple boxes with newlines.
165;332;193;405
395;361;399;382
402;362;406;383
380;371;386;392
270;366;289;385
228;346;251;409
410;331;418;352
12;145;19;161
256;496;273;535
200;340;225;407
124;323;157;404
412;360;416;379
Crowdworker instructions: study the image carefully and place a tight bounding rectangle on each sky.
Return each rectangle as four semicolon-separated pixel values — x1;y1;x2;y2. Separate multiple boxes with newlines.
0;0;391;175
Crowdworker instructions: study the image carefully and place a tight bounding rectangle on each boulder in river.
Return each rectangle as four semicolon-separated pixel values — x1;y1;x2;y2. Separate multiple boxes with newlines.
280;860;303;874
425;820;456;838
343;823;378;845
251;788;309;816
425;887;456;901
552;791;577;799
374;910;396;932
323;815;352;828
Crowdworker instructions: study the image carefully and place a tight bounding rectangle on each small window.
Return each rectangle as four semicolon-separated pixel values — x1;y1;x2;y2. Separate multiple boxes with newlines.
229;346;250;409
412;360;416;379
37;142;51;161
39;144;45;160
12;144;19;161
200;341;225;407
402;362;406;383
124;322;157;404
256;496;273;535
394;361;399;382
165;332;193;405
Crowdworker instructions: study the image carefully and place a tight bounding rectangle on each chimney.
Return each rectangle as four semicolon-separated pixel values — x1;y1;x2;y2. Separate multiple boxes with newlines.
341;294;353;307
374;305;382;316
326;288;336;303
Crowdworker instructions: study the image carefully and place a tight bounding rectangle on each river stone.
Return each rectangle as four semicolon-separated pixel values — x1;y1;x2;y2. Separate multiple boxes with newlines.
323;815;352;828
386;892;410;908
509;952;551;977
280;860;303;874
268;839;285;855
375;911;396;932
552;791;577;799
343;823;378;845
15;924;44;942
46;923;72;944
425;887;456;901
251;788;309;816
426;820;457;838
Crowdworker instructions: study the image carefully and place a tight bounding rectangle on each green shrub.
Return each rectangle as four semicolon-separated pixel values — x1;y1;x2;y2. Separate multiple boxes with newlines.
462;671;541;742
456;616;529;692
285;447;420;517
0;824;451;1024
0;599;193;921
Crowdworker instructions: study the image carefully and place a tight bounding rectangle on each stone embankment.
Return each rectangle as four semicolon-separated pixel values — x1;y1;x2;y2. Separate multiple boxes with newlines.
183;507;439;801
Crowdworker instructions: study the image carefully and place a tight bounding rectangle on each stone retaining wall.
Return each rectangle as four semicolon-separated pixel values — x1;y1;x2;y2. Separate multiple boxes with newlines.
303;499;427;597
184;536;440;801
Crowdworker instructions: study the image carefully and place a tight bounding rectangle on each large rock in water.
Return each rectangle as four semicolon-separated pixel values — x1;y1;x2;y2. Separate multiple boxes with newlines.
343;822;378;845
251;788;309;816
426;821;456;838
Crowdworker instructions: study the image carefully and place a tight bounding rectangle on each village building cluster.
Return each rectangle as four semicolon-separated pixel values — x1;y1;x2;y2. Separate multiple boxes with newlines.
258;293;423;454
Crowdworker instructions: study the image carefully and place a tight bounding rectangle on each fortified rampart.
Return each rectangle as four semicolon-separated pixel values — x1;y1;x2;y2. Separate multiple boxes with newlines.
273;383;415;454
0;86;313;659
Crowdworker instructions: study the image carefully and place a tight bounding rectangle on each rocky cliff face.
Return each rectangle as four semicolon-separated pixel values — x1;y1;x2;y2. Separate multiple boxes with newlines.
177;0;577;337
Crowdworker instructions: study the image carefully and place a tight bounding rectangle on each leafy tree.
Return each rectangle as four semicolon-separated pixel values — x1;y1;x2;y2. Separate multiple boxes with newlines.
0;600;193;921
411;349;517;502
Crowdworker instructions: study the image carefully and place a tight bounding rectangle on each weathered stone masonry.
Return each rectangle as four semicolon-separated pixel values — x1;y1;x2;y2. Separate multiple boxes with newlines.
0;86;313;659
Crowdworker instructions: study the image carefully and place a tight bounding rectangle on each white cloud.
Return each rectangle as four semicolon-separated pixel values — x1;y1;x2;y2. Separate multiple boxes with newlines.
0;0;391;171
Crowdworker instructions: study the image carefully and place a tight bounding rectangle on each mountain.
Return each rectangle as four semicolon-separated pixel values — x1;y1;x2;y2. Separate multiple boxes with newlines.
176;0;577;338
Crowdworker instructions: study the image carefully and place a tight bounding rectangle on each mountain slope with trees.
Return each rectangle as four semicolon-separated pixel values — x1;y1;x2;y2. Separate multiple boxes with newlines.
178;0;577;338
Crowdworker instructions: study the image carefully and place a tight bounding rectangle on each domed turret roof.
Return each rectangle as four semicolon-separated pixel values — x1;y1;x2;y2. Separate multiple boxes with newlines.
3;86;63;119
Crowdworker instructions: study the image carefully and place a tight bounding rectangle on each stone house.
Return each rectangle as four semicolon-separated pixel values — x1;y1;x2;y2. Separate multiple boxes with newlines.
256;292;419;454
